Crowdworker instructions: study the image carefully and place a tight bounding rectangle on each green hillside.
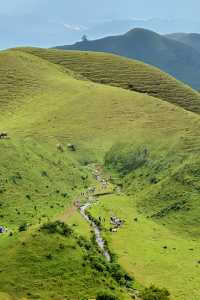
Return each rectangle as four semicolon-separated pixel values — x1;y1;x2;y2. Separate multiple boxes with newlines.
17;47;200;114
0;49;200;299
54;28;200;90
0;50;134;300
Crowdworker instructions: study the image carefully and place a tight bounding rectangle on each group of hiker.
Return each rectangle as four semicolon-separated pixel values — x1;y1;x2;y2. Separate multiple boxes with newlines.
75;166;124;234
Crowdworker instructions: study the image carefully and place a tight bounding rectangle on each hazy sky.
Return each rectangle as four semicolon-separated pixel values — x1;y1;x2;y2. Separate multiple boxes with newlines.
1;0;200;49
1;0;200;21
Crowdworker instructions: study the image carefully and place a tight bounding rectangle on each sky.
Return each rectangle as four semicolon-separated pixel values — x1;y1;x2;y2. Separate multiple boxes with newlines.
1;0;200;49
1;0;200;20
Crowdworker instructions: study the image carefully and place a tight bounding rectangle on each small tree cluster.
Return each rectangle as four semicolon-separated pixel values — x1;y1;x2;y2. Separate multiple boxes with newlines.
96;290;119;300
141;285;170;300
41;221;73;236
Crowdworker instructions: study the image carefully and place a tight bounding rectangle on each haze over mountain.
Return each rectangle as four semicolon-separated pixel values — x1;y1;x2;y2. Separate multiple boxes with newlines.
85;19;200;40
167;32;200;53
55;28;200;90
1;0;200;49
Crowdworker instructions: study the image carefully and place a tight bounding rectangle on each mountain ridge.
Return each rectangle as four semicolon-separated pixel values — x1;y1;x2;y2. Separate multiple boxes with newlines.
166;32;200;54
54;28;200;89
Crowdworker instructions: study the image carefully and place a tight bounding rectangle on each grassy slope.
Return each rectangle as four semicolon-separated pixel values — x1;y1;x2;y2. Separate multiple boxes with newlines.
88;195;200;300
17;47;200;114
0;227;130;300
0;51;130;300
0;50;200;299
0;51;92;230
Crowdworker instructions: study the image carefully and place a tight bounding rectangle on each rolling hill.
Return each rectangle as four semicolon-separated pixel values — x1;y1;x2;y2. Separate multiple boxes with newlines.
54;28;200;90
17;47;200;114
0;49;200;299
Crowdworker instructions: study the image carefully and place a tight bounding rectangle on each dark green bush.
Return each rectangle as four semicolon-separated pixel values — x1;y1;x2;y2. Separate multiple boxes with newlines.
77;236;92;250
87;252;134;287
41;171;48;177
18;223;28;232
108;262;133;286
96;290;119;300
141;285;170;300
105;143;148;175
41;221;73;236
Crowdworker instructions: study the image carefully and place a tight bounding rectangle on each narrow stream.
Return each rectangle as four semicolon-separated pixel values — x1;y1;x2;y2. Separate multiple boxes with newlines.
80;202;111;262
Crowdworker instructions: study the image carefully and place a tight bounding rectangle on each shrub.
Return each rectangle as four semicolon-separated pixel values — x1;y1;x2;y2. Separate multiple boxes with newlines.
141;285;170;300
105;143;148;175
77;236;92;250
96;290;119;300
19;223;28;232
46;254;53;260
41;221;73;236
41;170;48;177
108;262;133;286
61;192;68;198
89;255;107;272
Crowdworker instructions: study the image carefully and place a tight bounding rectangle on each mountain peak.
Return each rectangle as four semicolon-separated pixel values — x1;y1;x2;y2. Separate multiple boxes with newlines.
124;27;159;37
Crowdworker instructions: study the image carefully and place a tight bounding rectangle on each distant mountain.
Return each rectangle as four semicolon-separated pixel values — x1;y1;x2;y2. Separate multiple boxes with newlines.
166;33;200;53
85;18;200;38
55;28;200;89
3;13;200;50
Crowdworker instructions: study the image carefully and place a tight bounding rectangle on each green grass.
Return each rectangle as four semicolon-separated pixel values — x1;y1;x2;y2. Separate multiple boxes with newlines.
0;49;200;299
104;142;200;237
17;47;200;114
0;225;130;300
88;195;200;300
0;137;91;230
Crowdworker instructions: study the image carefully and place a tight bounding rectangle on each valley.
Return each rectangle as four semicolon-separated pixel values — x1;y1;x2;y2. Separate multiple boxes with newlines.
0;48;200;299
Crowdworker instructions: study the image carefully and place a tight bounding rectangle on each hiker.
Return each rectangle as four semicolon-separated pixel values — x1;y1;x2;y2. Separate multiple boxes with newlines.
110;216;123;228
56;144;64;152
0;226;5;234
74;199;81;208
88;187;96;193
101;180;107;189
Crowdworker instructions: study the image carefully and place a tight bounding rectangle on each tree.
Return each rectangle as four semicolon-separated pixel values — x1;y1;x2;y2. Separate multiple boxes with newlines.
81;34;88;42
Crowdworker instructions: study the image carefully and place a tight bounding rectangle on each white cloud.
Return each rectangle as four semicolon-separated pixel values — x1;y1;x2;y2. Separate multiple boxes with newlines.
63;23;87;31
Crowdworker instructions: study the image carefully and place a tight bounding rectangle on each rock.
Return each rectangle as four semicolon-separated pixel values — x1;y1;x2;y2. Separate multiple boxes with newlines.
56;144;64;152
0;132;8;139
67;144;76;151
